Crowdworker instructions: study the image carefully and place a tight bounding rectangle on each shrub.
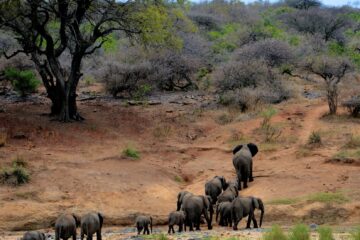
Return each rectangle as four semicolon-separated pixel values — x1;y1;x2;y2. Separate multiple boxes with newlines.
308;131;321;145
317;226;334;240
261;107;277;129
4;68;40;97
0;159;30;186
122;146;140;160
342;96;360;118
101;61;152;98
263;225;288;240
289;224;310;240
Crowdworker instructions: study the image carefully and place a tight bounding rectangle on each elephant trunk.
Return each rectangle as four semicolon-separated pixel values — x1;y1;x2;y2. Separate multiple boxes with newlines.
150;217;153;233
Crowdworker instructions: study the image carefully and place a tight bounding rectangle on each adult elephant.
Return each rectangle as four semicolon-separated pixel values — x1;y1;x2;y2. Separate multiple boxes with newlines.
231;196;264;230
205;176;228;204
182;195;213;231
55;214;81;240
232;143;258;190
216;201;232;227
80;212;103;240
176;191;193;211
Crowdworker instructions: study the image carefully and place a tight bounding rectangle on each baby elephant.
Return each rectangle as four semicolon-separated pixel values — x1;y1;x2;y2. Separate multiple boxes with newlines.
135;215;152;235
168;210;186;234
22;231;46;240
55;213;81;240
81;212;104;240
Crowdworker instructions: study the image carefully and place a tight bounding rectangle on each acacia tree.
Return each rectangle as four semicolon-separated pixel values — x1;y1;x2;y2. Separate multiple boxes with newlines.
304;56;352;115
0;0;177;121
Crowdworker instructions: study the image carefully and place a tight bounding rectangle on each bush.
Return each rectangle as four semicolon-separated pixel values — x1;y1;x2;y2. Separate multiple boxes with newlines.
4;68;40;97
101;61;152;98
317;226;334;240
308;131;321;145
289;224;310;240
342;96;360;118
344;134;360;149
263;225;288;240
122;146;140;160
0;159;30;186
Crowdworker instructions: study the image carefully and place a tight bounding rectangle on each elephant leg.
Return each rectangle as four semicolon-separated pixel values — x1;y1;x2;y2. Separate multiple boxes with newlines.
249;161;254;182
243;168;249;189
146;226;150;235
55;228;60;240
184;222;186;232
168;226;171;234
97;229;102;240
86;234;91;240
189;222;194;231
246;214;252;229
233;217;241;231
236;171;242;190
219;214;223;226
252;215;259;228
73;231;77;240
81;229;84;240
203;209;212;230
195;217;201;231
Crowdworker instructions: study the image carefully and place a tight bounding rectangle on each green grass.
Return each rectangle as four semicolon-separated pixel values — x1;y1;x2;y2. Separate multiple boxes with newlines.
288;224;310;240
307;131;322;145
344;135;360;149
122;146;140;160
268;197;300;205
318;226;334;240
142;234;168;240
174;175;184;183
307;191;349;204
332;150;360;160
351;226;360;240
263;225;288;240
259;142;279;152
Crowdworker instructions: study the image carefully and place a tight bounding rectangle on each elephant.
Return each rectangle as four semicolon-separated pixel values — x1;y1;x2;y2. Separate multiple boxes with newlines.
55;213;80;240
232;143;258;190
22;231;46;240
176;191;193;211
216;180;239;204
205;176;228;204
182;195;213;231
216;201;232;227
135;215;152;235
80;212;103;240
168;210;186;234
231;196;264;230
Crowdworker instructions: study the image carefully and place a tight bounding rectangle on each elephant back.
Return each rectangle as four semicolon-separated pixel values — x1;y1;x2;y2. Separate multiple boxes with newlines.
232;145;252;167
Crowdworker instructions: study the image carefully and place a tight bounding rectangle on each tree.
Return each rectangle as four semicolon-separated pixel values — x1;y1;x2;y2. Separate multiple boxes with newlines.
0;0;179;121
304;56;353;114
284;0;321;9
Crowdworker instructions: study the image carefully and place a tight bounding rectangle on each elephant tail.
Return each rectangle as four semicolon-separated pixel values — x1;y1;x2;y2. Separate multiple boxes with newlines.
252;198;265;227
150;217;153;233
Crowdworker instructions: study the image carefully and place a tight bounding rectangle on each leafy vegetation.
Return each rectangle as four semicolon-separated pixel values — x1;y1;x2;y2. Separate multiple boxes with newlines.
308;131;322;145
317;226;334;240
289;224;310;240
122;146;140;160
268;197;300;205
0;158;30;186
352;227;360;240
263;225;288;240
4;68;40;97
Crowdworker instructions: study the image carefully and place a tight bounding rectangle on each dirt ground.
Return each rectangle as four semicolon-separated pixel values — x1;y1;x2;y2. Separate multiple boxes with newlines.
0;82;360;238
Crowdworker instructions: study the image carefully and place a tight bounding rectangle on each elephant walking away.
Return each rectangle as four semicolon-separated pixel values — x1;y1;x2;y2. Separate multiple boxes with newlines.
168;210;186;234
177;191;193;211
216;180;239;204
182;195;213;231
216;201;232;227
22;231;46;240
232;143;258;190
231;196;264;230
80;212;103;240
55;214;80;240
135;216;152;235
205;176;228;204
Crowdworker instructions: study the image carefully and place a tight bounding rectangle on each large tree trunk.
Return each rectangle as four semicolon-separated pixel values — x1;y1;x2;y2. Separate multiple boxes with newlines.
326;80;338;115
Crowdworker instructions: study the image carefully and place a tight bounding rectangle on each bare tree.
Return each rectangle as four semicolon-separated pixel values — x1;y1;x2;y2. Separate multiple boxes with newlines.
0;0;171;121
304;56;353;114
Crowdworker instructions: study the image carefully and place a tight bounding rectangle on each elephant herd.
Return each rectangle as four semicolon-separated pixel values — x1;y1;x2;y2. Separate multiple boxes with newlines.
20;143;263;239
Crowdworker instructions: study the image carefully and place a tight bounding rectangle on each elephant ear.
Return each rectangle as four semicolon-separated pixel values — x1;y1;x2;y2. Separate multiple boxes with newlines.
221;176;228;190
232;145;243;155
247;143;258;157
98;212;104;228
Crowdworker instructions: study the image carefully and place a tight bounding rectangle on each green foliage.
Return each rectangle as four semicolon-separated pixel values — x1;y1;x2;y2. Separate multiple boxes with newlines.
0;158;30;186
4;68;40;97
260;107;277;129
351;226;360;240
208;23;238;53
83;75;96;86
263;225;288;240
101;34;118;54
328;41;346;55
122;146;140;160
317;226;334;240
268;198;300;205
307;191;349;204
308;131;322;145
288;35;300;46
174;175;184;183
133;84;152;101
289;224;310;240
